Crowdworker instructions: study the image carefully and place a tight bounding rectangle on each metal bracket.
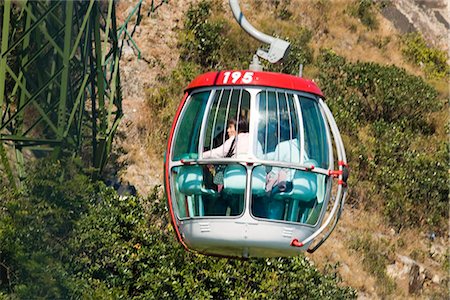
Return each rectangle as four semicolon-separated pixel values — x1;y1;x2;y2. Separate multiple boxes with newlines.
256;39;290;64
229;0;290;65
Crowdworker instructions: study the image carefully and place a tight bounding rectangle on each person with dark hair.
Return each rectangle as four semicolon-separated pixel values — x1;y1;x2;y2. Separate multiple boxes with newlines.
202;117;257;216
203;117;258;158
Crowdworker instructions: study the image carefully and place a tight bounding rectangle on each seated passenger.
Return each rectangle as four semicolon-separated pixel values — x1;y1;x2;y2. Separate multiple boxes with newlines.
264;137;305;220
204;118;245;158
202;118;252;216
265;137;305;192
203;118;262;158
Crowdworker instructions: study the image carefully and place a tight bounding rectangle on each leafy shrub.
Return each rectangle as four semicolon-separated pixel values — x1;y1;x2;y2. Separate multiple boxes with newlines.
371;124;448;230
0;157;97;298
67;187;356;299
0;162;356;298
317;49;440;133
180;0;228;69
316;49;447;231
402;32;450;79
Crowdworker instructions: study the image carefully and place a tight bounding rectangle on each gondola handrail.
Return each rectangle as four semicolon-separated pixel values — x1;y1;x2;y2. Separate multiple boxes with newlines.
291;99;348;251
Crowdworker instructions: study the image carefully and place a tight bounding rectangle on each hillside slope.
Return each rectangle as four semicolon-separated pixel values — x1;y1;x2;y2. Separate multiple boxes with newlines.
111;0;197;195
114;1;448;299
115;0;448;194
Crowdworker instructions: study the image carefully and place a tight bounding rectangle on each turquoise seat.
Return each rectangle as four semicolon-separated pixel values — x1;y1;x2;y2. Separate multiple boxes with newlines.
222;164;247;216
177;165;217;196
272;160;318;222
223;165;266;195
251;166;266;196
223;165;247;194
176;165;220;217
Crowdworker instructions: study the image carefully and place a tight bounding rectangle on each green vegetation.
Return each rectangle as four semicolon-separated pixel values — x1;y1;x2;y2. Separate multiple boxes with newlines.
401;32;450;79
0;158;356;299
0;158;97;298
146;61;201;154
180;1;228;69
317;50;448;231
317;49;440;131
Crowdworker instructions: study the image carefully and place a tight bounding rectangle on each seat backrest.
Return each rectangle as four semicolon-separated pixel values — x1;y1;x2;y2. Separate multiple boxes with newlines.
251;166;266;196
223;165;247;194
177;165;204;195
316;173;326;204
291;169;318;202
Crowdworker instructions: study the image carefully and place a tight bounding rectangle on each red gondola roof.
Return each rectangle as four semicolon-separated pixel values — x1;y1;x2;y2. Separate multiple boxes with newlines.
186;70;324;97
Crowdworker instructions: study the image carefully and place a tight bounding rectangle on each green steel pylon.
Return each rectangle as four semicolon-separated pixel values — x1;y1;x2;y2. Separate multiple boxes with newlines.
0;0;123;186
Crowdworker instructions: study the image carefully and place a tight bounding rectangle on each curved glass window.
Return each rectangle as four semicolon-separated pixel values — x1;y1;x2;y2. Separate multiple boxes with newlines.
256;91;329;169
172;91;210;161
171;164;246;218
171;87;330;224
250;165;326;225
202;88;251;158
256;90;302;163
299;97;329;169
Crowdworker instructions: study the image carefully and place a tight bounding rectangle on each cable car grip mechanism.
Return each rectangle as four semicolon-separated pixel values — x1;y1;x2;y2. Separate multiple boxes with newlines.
229;0;291;66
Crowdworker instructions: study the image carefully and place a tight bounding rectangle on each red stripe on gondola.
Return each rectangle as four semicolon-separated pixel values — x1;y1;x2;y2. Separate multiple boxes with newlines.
186;70;324;97
165;92;190;250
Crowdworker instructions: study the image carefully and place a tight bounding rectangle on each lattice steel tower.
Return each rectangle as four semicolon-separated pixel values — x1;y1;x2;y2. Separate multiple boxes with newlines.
0;0;122;187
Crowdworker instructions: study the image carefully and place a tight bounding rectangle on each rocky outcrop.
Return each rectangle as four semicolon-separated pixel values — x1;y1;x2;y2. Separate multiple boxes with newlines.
380;0;449;51
387;253;446;295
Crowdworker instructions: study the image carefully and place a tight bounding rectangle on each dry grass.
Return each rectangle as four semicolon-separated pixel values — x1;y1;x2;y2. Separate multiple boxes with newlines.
311;206;448;299
246;0;425;78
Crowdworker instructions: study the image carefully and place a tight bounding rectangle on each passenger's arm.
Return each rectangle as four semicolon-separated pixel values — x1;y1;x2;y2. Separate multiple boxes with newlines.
265;150;276;160
255;141;264;158
203;138;233;158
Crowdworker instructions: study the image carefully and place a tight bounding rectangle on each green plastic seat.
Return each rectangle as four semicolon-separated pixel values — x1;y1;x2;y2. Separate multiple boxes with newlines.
272;160;318;222
223;165;247;194
251;166;266;196
176;165;218;217
177;165;217;196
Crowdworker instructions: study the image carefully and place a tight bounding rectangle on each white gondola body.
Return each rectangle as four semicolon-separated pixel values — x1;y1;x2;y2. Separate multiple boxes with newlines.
165;71;347;258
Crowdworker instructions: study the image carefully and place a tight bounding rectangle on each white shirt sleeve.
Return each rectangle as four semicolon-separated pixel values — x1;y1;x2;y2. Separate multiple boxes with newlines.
256;141;264;158
203;137;234;158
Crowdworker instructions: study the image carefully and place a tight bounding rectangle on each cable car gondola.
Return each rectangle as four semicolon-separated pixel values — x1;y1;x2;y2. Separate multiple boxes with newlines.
164;1;348;258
